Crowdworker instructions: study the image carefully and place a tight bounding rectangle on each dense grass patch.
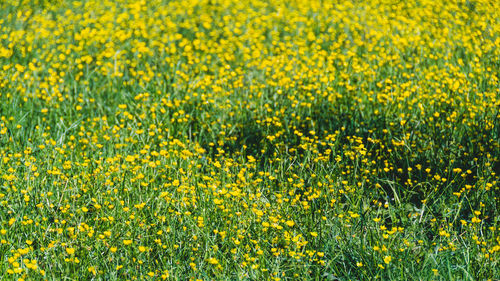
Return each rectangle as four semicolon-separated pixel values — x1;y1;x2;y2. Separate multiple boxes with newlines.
0;0;498;280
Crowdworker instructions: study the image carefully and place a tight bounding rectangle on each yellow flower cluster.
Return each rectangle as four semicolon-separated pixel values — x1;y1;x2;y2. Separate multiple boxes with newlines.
0;0;498;279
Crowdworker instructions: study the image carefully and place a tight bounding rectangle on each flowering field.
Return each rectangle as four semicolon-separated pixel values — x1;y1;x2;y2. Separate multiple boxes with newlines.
0;0;499;280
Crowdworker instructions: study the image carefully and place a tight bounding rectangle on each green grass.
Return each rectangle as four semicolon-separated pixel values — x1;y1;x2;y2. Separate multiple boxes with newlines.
0;0;498;280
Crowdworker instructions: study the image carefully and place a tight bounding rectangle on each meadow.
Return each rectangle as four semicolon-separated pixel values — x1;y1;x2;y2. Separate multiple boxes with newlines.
0;0;499;280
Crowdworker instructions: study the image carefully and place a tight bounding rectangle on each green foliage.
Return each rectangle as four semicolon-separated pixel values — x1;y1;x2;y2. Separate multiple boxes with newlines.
0;0;498;280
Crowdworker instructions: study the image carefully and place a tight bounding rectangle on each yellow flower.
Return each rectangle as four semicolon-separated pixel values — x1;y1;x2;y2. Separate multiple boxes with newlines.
161;270;170;279
66;248;75;255
207;258;218;265
384;255;392;264
125;155;136;162
123;239;133;246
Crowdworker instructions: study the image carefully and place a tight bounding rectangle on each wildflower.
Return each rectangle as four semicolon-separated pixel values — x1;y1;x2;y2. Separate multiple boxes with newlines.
384;256;392;264
207;258;219;265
